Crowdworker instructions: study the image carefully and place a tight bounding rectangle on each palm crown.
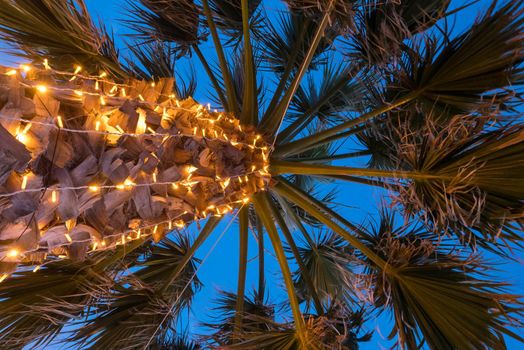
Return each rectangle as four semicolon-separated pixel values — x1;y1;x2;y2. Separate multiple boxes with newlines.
0;0;523;349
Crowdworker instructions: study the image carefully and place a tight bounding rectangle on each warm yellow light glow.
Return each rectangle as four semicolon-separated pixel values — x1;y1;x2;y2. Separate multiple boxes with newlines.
36;85;47;93
56;116;64;128
99;72;107;78
20;64;31;72
95;120;101;131
242;197;250;204
5;69;17;76
88;185;100;192
51;190;58;203
0;274;8;283
7;249;19;258
21;174;28;190
100;96;106;105
64;233;73;243
43;59;50;69
136;111;147;134
74;65;82;74
74;90;83;96
33;265;41;273
186;165;198;174
138;94;145;101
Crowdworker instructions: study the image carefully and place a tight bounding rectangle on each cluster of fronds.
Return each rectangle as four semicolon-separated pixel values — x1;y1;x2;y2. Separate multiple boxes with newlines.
0;0;522;349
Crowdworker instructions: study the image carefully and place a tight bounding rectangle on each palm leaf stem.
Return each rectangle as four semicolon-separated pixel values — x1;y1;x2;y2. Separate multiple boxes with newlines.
273;180;388;269
240;0;257;125
234;208;249;338
267;197;324;314
260;0;336;137
253;193;307;345
261;19;310;122
276;72;355;144
274;90;420;157
192;44;228;108
288;150;372;163
202;0;239;114
270;160;447;181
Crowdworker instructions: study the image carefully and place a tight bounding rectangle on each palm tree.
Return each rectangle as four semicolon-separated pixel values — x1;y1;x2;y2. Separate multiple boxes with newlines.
0;0;522;349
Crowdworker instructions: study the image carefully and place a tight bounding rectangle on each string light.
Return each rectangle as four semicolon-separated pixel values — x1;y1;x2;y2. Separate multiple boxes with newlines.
64;233;73;243
0;274;8;283
7;249;19;258
5;69;17;76
0;62;271;266
56;116;64;128
36;85;47;93
21;174;29;190
88;185;100;192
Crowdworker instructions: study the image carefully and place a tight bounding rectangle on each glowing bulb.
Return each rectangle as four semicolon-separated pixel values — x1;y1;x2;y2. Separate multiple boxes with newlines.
99;72;107;78
0;274;8;283
74;65;82;74
151;82;156;87
74;90;83;96
5;69;17;76
88;185;100;192
20;64;30;72
138;94;145;102
100;96;106;105
136;112;147;134
95;120;101;131
21;174;28;190
56;116;64;128
186;165;198;174
7;249;19;258
51;190;58;203
242;197;250;204
33;265;41;273
43;59;50;69
64;233;73;243
36;85;47;93
152;172;157;183
95;81;100;90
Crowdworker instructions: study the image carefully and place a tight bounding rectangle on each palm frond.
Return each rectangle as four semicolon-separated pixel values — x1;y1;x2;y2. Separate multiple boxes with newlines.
124;0;201;56
203;289;275;346
208;0;263;45
360;211;524;349
347;0;451;67
260;12;336;74
291;231;356;307
0;0;124;76
70;236;201;349
389;116;524;250
0;259;111;349
392;1;524;114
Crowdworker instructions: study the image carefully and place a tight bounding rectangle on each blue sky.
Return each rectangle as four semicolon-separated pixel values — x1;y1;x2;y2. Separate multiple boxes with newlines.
1;0;522;348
